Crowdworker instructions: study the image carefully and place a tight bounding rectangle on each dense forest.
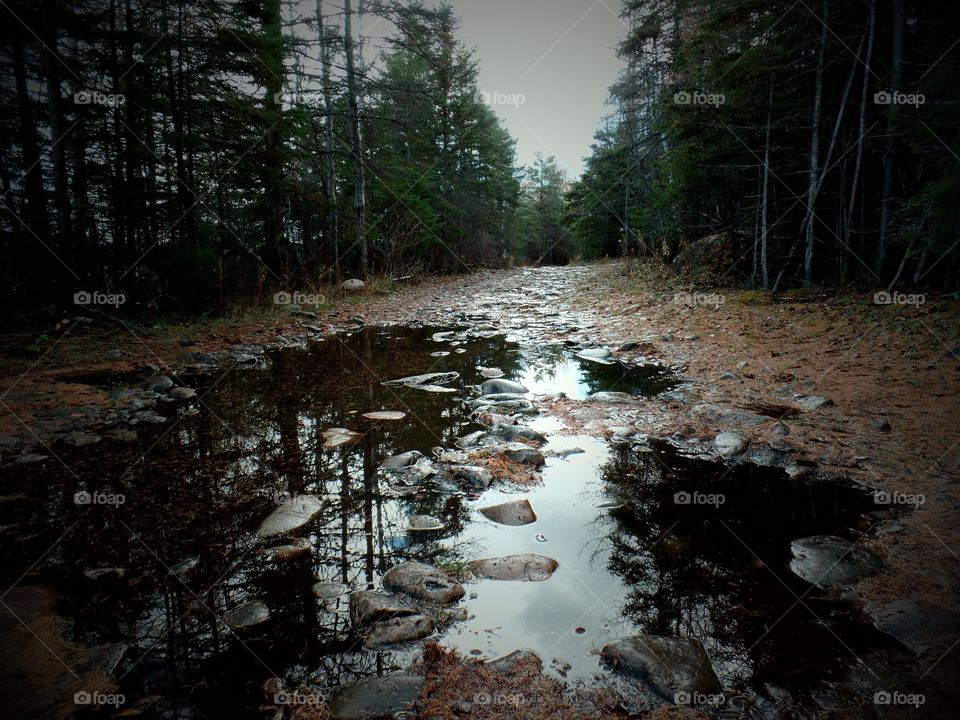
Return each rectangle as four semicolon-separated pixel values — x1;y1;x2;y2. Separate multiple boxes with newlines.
1;0;958;319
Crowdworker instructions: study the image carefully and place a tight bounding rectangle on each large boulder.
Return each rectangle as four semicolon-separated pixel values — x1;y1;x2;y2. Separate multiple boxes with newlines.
382;561;464;605
601;635;722;702
789;535;884;590
341;278;365;291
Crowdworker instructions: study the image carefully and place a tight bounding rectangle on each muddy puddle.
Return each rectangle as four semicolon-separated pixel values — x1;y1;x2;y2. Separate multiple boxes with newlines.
0;325;895;718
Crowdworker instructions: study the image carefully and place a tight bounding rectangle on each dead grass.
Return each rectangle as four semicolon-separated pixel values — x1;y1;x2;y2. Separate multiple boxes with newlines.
414;643;629;720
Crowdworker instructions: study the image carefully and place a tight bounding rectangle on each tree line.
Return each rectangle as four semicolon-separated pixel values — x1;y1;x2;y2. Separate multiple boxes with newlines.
1;0;534;318
567;0;960;291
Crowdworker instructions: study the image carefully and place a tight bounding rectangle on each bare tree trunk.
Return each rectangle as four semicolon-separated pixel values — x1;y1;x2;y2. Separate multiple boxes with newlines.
344;0;367;277
316;0;339;277
45;3;72;266
803;0;829;286
844;0;876;276
877;0;905;276
761;81;772;290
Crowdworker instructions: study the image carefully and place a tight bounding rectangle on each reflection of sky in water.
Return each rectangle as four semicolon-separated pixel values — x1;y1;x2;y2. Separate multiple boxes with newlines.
439;433;640;680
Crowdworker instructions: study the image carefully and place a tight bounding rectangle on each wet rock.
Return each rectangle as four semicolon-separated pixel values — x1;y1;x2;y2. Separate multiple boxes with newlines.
871;598;960;655
257;495;324;537
141;374;174;392
262;538;311;562
364;614;433;647
501;443;545;466
63;430;102;448
177;351;218;365
452;465;493;488
798;395;833;412
586;391;635;404
601;635;722;702
132;410;167;425
553;447;585;459
323;427;362;449
291;310;317;319
106;428;138;444
771;422;790;437
341;279;365;291
477;366;504;378
362;410;406;421
489;423;545;443
577;347;614;364
486;649;542;673
406;515;444;531
15;452;49;465
785;461;817;479
714;431;747;457
618;342;640;352
719;372;738;381
749;445;785;468
480;378;529;395
313;582;350;600
479;498;537;526
170;556;200;575
329;674;423;720
83;567;127;580
223;600;270;628
168;386;197;400
349;590;416;627
383;371;459;388
789;535;884;590
469;554;558;582
380;450;424;470
382;561;465;605
455;430;487;449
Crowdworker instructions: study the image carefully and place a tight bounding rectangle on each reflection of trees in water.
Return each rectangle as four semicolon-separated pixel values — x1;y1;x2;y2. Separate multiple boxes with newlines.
598;444;876;690
0;325;522;717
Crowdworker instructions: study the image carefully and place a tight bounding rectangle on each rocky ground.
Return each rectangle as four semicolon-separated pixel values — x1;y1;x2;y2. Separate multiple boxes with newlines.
1;260;958;719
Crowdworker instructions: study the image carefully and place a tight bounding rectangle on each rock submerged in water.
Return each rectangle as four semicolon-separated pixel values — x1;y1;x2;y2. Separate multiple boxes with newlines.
380;450;424;470
223;600;270;628
262;538;311;562
452;465;493;488
141;374;174;392
789;535;884;590
406;515;444;531
322;427;361;449
364;614;433;647
349;590;416;627
383;371;459;388
362;410;406;421
329;674;424;720
469;553;558;582
601;635;721;702
257;495;324;537
479;498;537;526
480;378;529;395
382;561;465;605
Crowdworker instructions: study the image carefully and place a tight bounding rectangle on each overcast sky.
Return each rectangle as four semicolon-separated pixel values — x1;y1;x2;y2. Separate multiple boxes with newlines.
443;0;626;178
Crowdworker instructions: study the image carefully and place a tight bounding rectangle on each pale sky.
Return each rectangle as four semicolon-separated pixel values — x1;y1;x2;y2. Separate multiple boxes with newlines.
444;0;626;177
